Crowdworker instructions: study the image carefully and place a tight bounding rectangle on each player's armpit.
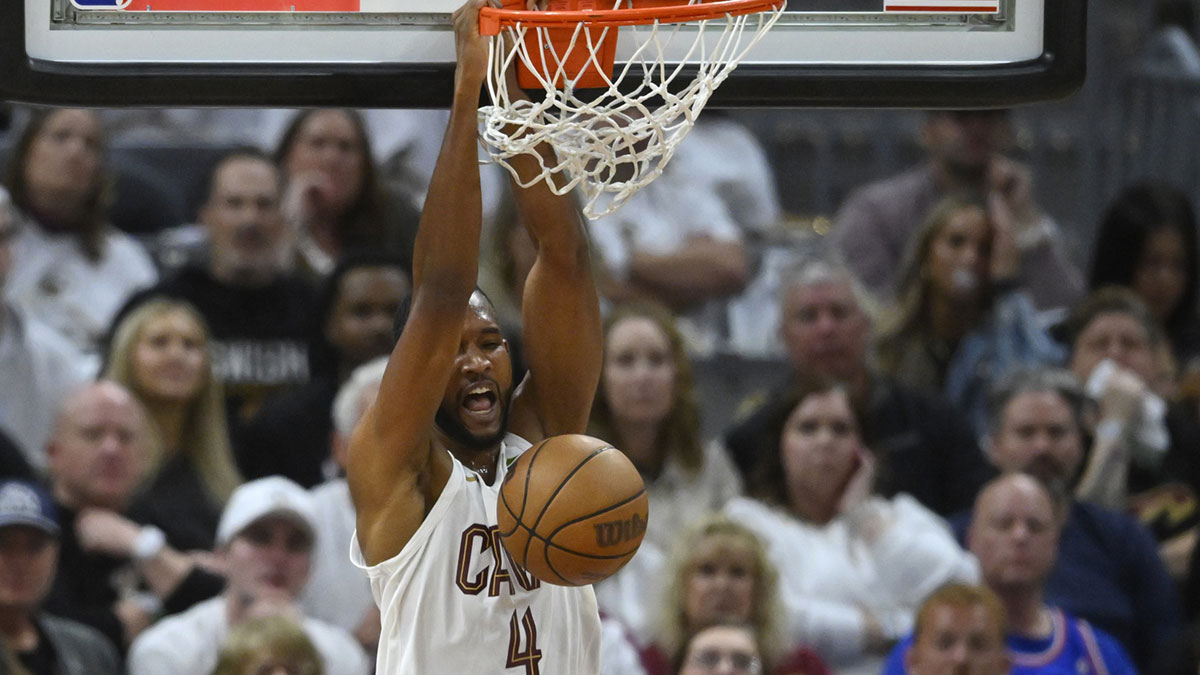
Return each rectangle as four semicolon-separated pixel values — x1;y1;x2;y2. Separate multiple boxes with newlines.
348;408;452;566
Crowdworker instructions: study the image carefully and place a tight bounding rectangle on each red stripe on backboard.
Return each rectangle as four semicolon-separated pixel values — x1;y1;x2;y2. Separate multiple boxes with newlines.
130;0;359;10
884;5;999;10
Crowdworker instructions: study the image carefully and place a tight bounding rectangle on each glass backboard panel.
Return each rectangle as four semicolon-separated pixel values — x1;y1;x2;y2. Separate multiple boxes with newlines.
1;0;1085;107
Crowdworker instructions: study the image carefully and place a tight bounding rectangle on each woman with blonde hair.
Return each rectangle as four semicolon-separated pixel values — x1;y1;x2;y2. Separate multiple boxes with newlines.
104;297;241;551
874;192;1063;437
213;616;324;675
643;514;828;675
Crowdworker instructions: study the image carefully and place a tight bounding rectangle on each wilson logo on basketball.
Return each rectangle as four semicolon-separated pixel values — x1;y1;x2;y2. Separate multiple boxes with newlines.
593;513;646;548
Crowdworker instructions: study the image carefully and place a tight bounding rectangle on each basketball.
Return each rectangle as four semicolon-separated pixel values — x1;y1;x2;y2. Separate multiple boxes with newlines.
497;434;648;587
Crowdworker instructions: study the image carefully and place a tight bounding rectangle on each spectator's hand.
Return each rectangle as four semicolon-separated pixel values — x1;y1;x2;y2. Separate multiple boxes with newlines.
76;508;141;558
987;157;1039;226
1096;365;1147;427
242;590;303;624
187;550;228;577
113;597;154;646
986;192;1020;282
355;607;383;652
837;447;875;517
860;607;890;654
281;170;335;228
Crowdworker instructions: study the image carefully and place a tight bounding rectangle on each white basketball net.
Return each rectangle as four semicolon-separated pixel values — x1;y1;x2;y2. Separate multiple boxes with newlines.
478;0;785;219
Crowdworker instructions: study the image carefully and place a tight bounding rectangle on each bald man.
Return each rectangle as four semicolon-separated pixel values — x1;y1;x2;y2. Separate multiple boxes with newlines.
967;474;1135;674
887;474;1137;675
42;382;222;649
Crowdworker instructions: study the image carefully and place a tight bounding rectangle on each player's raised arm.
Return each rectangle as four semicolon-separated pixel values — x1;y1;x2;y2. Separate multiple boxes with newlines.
347;0;491;566
505;128;604;443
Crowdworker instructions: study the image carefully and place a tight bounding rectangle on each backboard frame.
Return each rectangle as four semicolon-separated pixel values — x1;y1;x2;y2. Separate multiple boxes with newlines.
0;0;1085;108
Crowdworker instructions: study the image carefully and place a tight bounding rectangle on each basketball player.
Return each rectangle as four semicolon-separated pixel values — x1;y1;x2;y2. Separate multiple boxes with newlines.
346;0;604;672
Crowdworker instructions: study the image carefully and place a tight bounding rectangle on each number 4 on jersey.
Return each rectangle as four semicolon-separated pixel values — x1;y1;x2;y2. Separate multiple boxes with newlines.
507;608;542;674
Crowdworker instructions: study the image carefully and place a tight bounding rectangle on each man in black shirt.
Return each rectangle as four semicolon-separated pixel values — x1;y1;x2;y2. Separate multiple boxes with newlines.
117;149;318;428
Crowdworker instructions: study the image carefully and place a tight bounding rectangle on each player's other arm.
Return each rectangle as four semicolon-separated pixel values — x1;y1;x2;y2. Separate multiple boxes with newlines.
505;130;604;443
347;0;491;566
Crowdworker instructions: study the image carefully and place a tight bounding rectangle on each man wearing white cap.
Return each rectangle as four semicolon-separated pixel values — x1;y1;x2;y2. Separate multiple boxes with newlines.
127;476;370;675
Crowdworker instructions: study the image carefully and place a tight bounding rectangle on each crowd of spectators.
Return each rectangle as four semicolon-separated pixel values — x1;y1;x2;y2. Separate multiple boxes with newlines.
2;27;1200;674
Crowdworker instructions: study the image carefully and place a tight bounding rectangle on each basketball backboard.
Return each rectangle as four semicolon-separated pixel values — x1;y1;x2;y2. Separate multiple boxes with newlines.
0;0;1084;107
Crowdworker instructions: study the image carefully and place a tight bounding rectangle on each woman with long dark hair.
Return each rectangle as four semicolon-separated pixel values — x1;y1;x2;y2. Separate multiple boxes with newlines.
725;375;977;674
1089;182;1200;370
275;109;420;279
2;108;157;355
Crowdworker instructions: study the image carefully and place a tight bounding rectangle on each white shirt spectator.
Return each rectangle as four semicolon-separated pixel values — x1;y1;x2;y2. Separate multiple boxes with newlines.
299;478;374;634
5;216;157;355
643;439;743;552
600;615;649;675
0;303;93;470
725;494;978;675
593;539;665;638
127;597;369;675
588;116;780;356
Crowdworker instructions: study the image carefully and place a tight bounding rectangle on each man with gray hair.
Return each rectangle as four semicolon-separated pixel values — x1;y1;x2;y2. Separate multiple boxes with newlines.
299;356;388;650
722;253;993;515
951;366;1183;669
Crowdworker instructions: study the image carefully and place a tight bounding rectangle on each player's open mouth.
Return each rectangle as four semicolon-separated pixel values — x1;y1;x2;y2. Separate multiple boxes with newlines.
461;384;498;417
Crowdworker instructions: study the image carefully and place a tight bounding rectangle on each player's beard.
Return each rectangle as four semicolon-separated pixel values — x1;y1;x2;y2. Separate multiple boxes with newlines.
435;387;514;451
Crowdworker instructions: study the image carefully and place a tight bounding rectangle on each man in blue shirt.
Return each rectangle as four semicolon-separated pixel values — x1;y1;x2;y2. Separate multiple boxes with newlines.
890;473;1137;675
951;368;1182;669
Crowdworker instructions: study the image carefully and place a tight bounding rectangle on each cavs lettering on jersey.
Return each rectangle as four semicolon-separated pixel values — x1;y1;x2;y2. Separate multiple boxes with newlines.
352;434;602;674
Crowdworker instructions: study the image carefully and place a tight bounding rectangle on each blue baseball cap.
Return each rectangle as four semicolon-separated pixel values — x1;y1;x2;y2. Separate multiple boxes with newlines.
0;481;60;537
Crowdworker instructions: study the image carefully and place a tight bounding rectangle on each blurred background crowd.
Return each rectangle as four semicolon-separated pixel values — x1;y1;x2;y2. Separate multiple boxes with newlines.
1;0;1199;674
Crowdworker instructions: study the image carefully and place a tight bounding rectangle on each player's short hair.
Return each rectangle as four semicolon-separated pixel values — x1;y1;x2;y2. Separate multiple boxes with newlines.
913;583;1007;646
391;286;497;343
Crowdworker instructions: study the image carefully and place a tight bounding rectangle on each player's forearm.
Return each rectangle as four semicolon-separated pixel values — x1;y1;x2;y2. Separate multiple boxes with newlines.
505;136;590;270
411;85;485;296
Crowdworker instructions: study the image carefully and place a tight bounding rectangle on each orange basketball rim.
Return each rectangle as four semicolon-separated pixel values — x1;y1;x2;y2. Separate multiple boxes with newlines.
476;0;786;220
479;0;785;89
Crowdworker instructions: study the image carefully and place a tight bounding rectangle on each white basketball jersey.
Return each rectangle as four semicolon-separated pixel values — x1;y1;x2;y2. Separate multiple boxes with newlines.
352;434;601;675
